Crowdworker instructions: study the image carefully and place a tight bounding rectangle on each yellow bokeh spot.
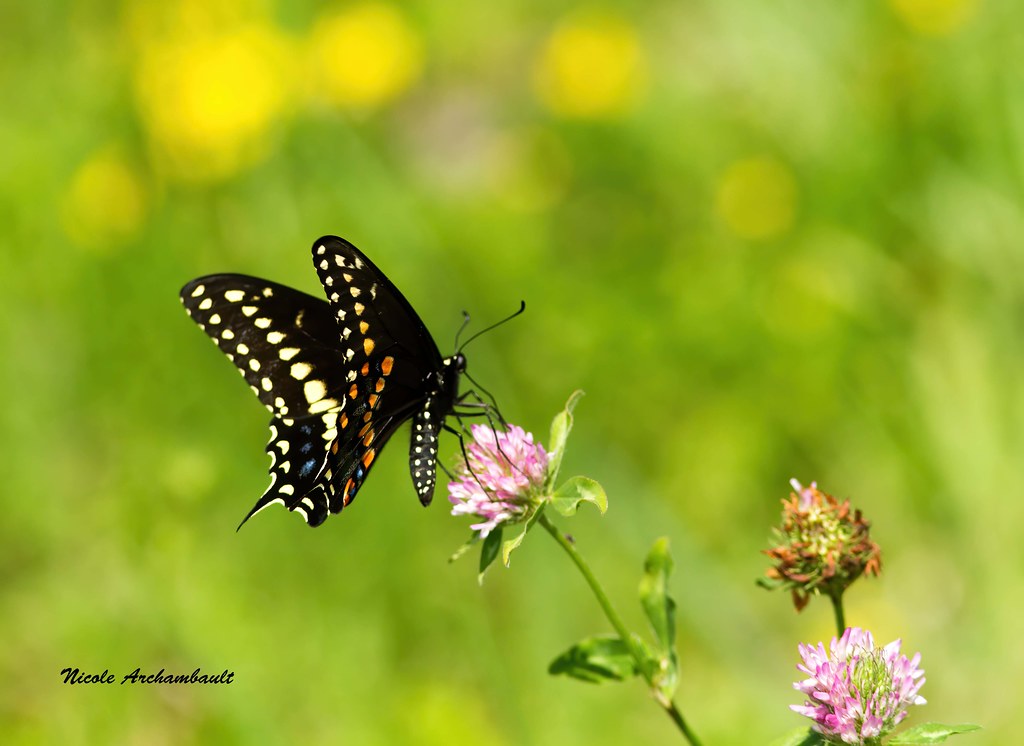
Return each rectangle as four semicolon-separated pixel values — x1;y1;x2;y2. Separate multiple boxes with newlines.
534;13;647;119
308;3;423;109
715;157;798;241
134;24;293;182
889;0;979;36
61;148;148;252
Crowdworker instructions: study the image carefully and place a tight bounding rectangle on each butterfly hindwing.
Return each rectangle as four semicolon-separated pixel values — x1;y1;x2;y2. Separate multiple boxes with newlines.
241;415;335;527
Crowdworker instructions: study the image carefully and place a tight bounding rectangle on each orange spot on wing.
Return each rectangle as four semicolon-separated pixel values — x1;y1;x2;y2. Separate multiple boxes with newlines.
359;321;369;334
361;362;370;376
382;356;394;376
339;413;349;429
362;430;374;446
331;440;339;454
362;449;375;468
363;411;373;422
343;479;355;505
368;394;378;408
349;384;359;399
375;378;385;392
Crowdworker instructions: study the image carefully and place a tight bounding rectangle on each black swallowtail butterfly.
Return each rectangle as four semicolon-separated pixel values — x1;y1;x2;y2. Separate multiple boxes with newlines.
180;236;468;528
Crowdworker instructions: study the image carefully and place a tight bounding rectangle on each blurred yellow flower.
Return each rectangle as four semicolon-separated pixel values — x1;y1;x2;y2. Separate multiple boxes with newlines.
889;0;979;36
133;23;294;182
715;157;798;241
534;13;647;119
308;3;423;109
61;148;148;252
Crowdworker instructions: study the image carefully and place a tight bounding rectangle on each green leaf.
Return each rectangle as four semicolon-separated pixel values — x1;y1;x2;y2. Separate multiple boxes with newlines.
501;508;542;566
639;537;678;698
545;390;584;491
888;723;982;744
639;538;676;654
550;476;607;517
548;635;640;684
767;728;826;746
477;528;502;584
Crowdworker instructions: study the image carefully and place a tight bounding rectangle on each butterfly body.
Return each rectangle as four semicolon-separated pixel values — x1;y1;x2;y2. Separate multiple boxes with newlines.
180;236;462;528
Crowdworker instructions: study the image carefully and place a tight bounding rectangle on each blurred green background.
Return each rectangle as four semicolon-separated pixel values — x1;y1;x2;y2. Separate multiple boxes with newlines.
2;0;1019;743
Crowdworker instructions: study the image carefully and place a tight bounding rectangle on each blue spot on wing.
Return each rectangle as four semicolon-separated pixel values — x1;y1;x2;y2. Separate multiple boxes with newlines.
300;458;318;478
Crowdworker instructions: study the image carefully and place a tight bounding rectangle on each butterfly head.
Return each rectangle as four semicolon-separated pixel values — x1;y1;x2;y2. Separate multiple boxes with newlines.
446;353;467;374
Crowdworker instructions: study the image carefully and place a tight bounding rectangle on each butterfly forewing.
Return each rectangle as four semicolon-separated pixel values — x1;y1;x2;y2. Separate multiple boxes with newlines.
180;275;352;419
311;236;456;506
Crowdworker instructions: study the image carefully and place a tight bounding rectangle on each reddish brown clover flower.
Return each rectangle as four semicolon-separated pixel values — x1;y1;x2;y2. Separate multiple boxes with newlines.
761;480;882;612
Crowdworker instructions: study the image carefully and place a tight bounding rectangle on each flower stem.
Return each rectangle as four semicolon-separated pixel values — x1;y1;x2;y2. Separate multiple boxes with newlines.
538;513;702;746
829;589;846;637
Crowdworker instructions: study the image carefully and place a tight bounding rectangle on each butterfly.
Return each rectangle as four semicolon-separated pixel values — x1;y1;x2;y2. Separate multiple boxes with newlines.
180;236;468;528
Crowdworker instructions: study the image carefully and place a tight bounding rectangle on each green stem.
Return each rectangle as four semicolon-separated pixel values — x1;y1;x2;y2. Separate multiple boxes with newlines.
538;513;702;746
829;589;846;637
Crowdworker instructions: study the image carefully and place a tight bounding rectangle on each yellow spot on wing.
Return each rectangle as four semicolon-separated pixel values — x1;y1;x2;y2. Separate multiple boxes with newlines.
309;398;338;414
363;338;375;355
304;379;327;403
290;362;312;380
224;290;245;302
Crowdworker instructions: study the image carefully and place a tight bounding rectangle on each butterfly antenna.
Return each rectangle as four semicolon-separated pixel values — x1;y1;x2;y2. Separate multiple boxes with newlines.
452;310;472;351
456;301;525;354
